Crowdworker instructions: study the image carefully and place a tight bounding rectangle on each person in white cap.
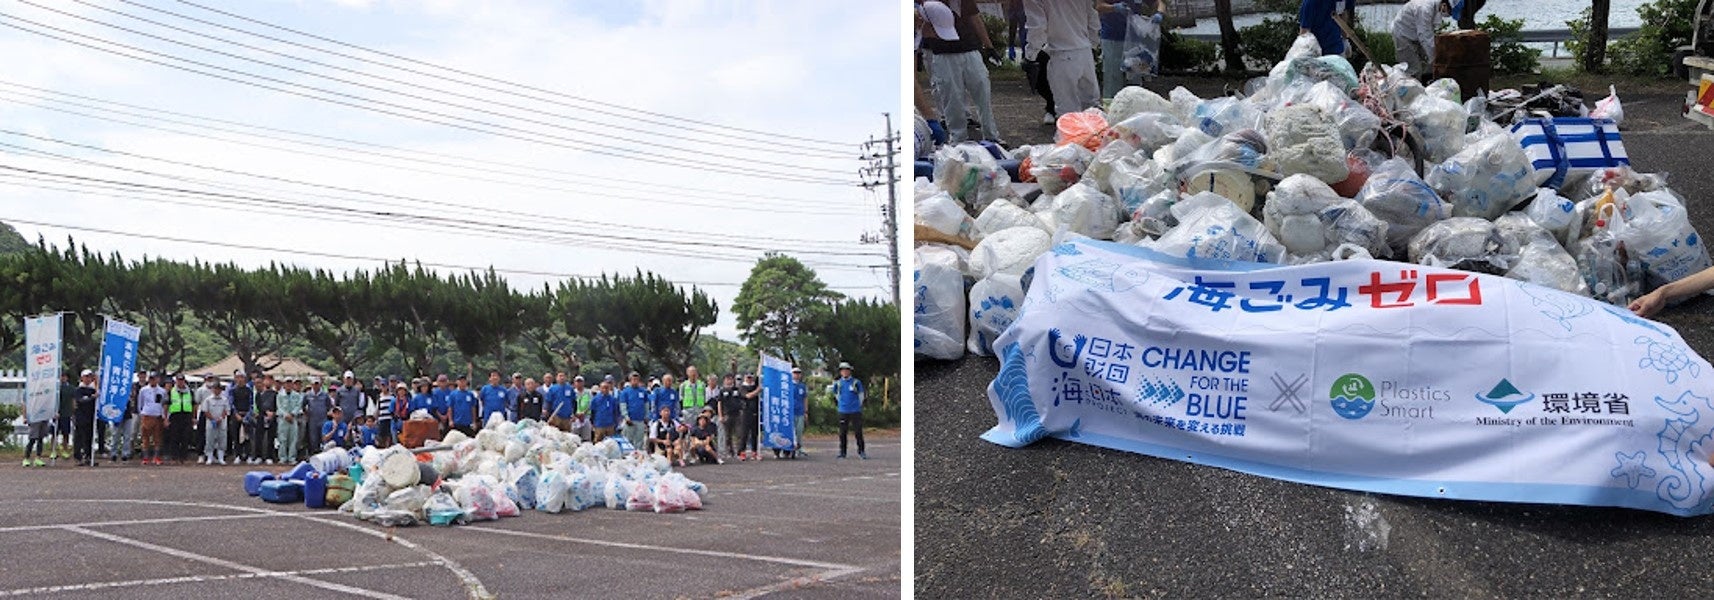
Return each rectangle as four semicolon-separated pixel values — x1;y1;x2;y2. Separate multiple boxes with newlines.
202;380;231;465
73;369;99;464
918;0;1003;145
834;362;868;459
1024;0;1101;117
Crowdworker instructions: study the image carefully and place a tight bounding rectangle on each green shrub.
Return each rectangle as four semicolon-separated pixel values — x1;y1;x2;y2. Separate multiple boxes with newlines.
1481;14;1541;74
1608;0;1699;76
0;404;19;448
1238;17;1300;68
1565;6;1592;69
1348;27;1396;72
1162;32;1218;72
806;375;899;433
982;13;1010;53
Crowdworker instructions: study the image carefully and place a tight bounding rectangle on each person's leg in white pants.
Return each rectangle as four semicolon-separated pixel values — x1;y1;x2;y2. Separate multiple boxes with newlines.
927;52;971;143
1394;34;1427;80
1047;48;1100;117
1101;38;1126;100
949;51;1002;142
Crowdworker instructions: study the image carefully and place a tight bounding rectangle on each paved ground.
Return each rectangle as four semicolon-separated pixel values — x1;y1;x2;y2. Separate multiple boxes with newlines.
917;76;1714;598
0;433;901;599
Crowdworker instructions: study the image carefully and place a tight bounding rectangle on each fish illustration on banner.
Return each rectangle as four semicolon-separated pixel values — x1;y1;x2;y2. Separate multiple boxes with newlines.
984;238;1714;517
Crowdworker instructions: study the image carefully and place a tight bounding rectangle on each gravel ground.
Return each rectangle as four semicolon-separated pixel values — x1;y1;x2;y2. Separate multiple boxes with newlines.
917;73;1714;598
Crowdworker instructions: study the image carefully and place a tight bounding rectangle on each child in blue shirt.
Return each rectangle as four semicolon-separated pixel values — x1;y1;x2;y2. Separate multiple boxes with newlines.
321;407;349;450
358;416;378;447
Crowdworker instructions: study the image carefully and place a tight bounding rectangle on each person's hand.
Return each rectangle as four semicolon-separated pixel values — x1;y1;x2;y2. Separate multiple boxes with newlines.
1299;27;1309;35
926;119;947;144
1629;289;1666;318
984;47;1003;66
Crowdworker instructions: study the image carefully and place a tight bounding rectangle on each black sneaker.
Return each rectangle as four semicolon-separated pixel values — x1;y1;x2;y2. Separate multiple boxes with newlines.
837;453;847;459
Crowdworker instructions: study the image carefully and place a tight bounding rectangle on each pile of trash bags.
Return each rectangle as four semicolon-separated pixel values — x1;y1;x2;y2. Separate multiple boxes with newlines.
246;414;709;527
914;36;1702;361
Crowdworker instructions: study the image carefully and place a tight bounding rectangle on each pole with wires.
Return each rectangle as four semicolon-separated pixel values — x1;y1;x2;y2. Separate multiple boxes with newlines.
859;113;901;304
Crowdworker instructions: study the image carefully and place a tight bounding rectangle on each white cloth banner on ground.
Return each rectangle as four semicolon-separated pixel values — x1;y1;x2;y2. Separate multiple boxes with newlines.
22;313;62;423
983;238;1714;516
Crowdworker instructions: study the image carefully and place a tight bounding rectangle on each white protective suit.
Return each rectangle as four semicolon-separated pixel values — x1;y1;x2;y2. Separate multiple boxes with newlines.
1025;0;1101;116
1391;0;1444;78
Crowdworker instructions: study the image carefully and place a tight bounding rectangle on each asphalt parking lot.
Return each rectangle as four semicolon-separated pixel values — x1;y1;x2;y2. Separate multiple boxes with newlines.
0;434;901;599
917;78;1714;598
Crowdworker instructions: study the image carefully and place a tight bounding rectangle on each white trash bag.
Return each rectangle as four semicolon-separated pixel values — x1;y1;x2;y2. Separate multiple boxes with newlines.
1496;213;1590;295
1612;189;1712;288
914;245;968;361
1426;133;1539;221
1358;157;1453;252
1263;174;1391;262
1148;192;1287;263
968;272;1027;356
1407;217;1516;273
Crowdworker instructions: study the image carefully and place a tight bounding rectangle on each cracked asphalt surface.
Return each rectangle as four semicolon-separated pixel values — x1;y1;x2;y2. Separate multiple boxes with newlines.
916;76;1714;598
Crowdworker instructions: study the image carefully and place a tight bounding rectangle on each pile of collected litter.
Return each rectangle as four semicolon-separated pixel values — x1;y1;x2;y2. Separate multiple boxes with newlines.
241;414;708;526
915;36;1700;361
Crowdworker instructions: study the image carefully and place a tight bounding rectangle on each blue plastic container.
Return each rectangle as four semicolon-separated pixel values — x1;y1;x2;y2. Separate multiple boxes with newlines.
280;461;316;482
259;480;303;504
243;471;275;496
303;471;327;509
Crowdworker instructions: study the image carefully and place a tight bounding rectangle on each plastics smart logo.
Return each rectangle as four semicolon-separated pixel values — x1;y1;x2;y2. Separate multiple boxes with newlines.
1475;378;1535;414
1329;373;1376;420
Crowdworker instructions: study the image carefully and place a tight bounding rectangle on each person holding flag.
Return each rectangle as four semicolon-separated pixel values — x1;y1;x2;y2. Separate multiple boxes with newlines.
835;362;868;460
789;366;809;459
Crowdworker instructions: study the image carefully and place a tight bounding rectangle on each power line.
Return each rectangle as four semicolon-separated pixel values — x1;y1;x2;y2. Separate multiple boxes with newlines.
0;91;871;218
0;14;860;186
164;0;857;148
0;79;862;208
0;215;886;292
29;0;860;162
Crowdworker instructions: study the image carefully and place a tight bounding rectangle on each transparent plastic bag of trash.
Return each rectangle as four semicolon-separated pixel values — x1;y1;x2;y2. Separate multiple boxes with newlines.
976;200;1047;238
1106;153;1172;216
1085;140;1135;195
1296;81;1381;151
1109;85;1177;124
1167;86;1201;124
1408;91;1469;164
1575;223;1644;306
916;191;975;240
1407;217;1516;274
1037;182;1121;240
1521;188;1578;247
1426;133;1539;220
1170;129;1269;174
1263;174;1391;262
1357;157;1452;251
933;143;1015;211
1263;104;1350;183
968;224;1053;279
535;468;571;513
1148;191;1287;263
1495;213;1590;295
968;271;1026;356
1028;143;1096;195
1110;112;1184;155
1122;12;1163;81
914;245;968;361
1191;97;1264;138
1611;189;1712;288
424;491;468;526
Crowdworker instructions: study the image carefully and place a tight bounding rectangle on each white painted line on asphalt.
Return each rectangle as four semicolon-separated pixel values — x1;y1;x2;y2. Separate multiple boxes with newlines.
0;512;272;533
64;525;412;600
21;499;494;600
449;523;863;571
722;565;867;600
0;561;436;597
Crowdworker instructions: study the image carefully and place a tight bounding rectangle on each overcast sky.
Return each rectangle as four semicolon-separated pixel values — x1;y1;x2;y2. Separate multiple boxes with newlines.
0;0;903;340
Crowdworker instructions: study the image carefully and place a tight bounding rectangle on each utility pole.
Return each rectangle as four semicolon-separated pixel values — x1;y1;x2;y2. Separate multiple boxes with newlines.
859;112;901;305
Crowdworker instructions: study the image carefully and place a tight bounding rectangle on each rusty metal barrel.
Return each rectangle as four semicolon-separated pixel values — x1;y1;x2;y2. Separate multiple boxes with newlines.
1432;30;1492;100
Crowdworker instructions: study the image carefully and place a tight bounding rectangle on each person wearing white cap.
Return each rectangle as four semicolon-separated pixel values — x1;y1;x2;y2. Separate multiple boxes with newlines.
834;362;867;459
336;371;365;426
1025;0;1101;117
918;0;1002;145
201;380;231;465
73;369;99;464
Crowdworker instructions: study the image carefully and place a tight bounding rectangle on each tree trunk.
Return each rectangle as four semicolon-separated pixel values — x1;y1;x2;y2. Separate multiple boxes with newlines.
1214;0;1244;72
1582;0;1609;73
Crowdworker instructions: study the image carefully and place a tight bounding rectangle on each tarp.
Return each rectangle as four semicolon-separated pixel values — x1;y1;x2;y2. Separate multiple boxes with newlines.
760;354;797;451
22;313;61;423
983;238;1714;516
96;317;140;424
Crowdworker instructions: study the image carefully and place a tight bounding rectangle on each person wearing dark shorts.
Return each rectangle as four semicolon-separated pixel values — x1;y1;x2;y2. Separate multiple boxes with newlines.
687;412;721;465
715;374;743;459
648;406;685;466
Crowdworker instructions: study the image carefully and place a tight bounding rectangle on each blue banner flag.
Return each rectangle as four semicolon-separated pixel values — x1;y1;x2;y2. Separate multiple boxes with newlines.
760;354;796;451
96;317;140;424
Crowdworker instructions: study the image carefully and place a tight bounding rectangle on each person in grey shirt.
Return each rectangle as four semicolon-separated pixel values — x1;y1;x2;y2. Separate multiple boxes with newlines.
335;371;365;425
304;377;331;455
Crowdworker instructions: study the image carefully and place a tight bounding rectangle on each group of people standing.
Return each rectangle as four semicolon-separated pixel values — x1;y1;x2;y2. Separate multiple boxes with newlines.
20;361;875;467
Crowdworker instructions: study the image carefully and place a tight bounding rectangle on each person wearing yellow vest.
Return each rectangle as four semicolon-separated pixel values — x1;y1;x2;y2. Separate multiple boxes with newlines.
571;376;594;442
679;366;708;424
166;374;197;464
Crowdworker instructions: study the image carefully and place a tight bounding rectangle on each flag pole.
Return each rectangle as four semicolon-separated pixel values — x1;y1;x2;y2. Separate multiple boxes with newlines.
90;316;111;467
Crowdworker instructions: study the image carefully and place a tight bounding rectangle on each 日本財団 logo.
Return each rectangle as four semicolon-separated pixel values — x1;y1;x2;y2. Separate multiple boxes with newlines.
1329;373;1376;420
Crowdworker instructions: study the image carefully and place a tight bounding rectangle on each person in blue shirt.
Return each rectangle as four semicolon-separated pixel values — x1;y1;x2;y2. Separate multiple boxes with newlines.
408;379;434;417
430;374;453;433
1298;0;1356;57
589;378;621;443
478;371;509;427
505;372;524;421
448;375;478;436
320;407;349;450
789;366;809;460
834;362;867;460
652;374;681;424
545;374;576;430
618;372;650;452
358;416;378;447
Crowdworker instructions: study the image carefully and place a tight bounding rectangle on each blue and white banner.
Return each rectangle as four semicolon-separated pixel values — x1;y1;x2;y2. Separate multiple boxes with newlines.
984;239;1714;516
96;317;140;425
22;313;61;423
760;354;797;451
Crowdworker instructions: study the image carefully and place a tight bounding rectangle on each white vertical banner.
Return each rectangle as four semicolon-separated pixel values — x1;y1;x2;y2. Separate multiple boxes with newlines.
22;313;62;423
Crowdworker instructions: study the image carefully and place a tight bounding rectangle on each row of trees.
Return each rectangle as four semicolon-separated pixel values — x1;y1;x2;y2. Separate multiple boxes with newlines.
0;236;894;384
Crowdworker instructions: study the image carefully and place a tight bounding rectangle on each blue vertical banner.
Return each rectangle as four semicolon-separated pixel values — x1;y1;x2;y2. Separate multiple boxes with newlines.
22;313;62;423
760;354;796;451
96;317;140;424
